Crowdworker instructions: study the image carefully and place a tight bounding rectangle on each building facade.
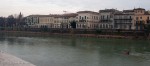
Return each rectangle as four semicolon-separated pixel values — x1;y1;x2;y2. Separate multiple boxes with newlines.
76;11;99;29
99;9;118;29
26;14;78;29
25;15;40;28
133;8;150;30
51;13;78;29
25;8;150;30
38;15;55;28
114;10;134;30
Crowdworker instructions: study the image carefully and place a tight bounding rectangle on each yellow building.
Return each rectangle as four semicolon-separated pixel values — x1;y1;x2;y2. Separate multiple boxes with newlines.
38;14;78;29
39;15;55;28
133;8;150;30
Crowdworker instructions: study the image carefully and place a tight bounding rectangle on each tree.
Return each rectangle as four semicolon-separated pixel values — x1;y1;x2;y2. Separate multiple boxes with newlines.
0;17;5;30
16;12;27;30
7;15;16;29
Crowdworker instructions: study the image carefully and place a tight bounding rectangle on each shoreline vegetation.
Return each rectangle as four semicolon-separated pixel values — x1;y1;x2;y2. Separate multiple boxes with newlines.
0;29;149;40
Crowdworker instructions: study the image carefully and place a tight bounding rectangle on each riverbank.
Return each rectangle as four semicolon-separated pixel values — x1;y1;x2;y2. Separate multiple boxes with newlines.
0;31;148;40
0;51;35;66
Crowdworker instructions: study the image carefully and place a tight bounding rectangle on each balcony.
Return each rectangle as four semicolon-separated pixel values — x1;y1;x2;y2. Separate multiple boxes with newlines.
100;20;112;22
79;20;86;22
114;18;132;20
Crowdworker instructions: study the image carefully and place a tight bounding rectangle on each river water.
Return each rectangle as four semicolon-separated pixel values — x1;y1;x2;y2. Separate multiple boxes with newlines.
0;35;150;66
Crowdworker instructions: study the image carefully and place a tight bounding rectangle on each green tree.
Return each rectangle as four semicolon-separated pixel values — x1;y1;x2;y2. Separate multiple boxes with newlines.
0;17;5;30
7;15;16;30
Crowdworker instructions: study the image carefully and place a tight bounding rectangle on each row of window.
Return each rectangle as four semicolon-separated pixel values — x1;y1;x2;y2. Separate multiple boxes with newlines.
136;16;150;20
115;20;132;23
78;16;99;20
101;15;113;19
135;10;144;13
114;16;132;19
40;18;54;22
115;25;131;29
99;24;113;29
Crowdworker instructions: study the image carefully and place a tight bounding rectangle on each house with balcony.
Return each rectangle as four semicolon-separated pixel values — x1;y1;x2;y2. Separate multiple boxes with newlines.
114;10;134;30
99;9;119;29
133;8;150;30
76;11;99;29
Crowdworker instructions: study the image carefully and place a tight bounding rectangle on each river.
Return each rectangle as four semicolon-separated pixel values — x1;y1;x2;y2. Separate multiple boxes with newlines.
0;35;150;66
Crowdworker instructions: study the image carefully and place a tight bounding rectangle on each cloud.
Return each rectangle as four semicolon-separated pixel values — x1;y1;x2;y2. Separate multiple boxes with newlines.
0;0;149;17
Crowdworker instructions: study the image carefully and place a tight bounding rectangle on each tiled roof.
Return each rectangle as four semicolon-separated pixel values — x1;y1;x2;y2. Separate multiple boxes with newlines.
28;15;54;17
61;13;78;17
27;13;78;18
77;11;99;14
134;8;145;10
53;13;78;18
123;10;134;13
99;9;118;13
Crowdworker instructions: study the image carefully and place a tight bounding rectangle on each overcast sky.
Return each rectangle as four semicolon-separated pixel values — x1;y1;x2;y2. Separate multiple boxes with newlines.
0;0;149;17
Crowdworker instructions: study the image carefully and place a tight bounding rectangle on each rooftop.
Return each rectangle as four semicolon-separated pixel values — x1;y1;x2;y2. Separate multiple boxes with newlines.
77;11;99;14
28;13;78;18
134;8;145;10
123;10;134;13
99;9;118;13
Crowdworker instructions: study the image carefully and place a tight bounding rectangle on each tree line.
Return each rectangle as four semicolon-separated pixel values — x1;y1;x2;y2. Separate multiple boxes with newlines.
0;13;26;30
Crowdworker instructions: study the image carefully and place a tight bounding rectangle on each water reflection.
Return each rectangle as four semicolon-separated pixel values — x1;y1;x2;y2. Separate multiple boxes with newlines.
0;36;149;66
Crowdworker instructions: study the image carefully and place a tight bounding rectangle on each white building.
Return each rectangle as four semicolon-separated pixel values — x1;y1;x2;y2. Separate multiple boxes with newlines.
53;13;78;29
26;14;78;29
76;11;99;29
114;10;134;30
99;9;118;29
25;15;40;28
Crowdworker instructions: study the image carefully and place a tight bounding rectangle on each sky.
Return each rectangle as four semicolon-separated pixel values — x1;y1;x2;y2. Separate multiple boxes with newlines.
0;0;149;17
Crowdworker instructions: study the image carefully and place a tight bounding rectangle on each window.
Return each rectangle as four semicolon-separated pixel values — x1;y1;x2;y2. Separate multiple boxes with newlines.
85;16;86;19
80;16;81;19
136;17;139;20
110;15;113;18
103;16;104;19
124;25;127;28
130;16;132;19
140;17;142;19
82;17;84;20
148;17;149;20
101;16;103;19
107;15;109;19
76;17;78;19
